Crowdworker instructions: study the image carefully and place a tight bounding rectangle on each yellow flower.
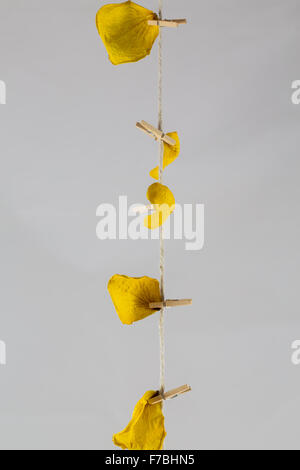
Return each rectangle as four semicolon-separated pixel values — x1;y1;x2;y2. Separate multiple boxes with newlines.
108;275;162;325
150;132;180;180
96;1;159;65
144;183;176;230
113;390;166;450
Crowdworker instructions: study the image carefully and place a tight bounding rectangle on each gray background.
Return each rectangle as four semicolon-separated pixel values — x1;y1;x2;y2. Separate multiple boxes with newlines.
0;0;300;450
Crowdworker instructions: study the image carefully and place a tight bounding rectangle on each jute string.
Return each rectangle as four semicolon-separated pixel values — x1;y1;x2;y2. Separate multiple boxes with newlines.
158;0;165;400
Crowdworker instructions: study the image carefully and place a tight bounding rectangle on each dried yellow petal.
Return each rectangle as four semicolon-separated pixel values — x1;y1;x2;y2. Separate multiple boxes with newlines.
113;390;166;450
96;1;159;65
108;275;161;325
144;183;175;230
150;132;180;180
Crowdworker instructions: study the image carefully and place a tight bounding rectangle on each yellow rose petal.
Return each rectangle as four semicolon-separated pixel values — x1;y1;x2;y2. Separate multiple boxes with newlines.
113;390;166;450
150;132;181;180
108;275;162;325
96;1;159;65
144;183;175;230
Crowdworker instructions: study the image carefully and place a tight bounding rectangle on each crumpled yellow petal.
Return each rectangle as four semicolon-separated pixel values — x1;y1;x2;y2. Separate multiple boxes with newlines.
96;1;159;65
150;132;180;180
113;390;166;450
108;275;162;325
144;183;175;230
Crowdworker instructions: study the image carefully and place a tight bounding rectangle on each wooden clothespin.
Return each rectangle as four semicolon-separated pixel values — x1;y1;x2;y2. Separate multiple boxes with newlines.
149;299;192;309
148;19;187;28
136;121;176;146
149;385;192;405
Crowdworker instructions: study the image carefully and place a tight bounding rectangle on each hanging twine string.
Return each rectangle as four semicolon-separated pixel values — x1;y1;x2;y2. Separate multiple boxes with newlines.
158;0;166;399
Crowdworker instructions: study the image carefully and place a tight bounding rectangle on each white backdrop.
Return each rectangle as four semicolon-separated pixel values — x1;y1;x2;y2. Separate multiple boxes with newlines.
0;0;300;450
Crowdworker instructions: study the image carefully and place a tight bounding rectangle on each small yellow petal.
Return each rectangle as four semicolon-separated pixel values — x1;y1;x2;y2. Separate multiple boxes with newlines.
144;183;175;230
113;391;166;450
150;132;180;180
147;182;176;207
96;1;159;65
108;275;162;325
